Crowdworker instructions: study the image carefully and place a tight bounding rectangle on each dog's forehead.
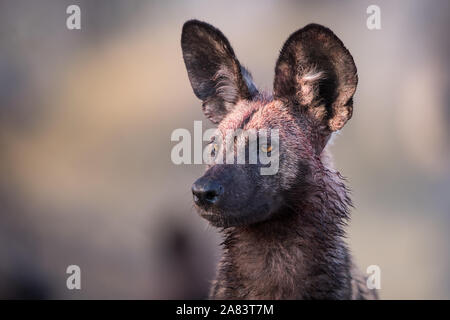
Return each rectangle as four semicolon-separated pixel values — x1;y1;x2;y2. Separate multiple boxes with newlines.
218;100;288;133
218;101;259;132
244;100;295;130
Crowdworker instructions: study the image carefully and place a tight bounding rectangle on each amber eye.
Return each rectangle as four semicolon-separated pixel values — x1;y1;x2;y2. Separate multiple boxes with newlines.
211;143;219;158
260;144;272;153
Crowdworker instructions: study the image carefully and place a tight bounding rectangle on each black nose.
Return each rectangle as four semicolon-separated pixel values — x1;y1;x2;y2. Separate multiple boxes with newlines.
192;178;224;206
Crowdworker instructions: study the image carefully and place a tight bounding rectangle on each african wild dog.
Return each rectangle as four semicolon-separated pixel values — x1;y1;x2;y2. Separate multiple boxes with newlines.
181;20;377;300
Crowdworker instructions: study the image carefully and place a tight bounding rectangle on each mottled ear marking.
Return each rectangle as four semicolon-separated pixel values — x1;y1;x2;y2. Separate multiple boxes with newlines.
181;20;258;124
274;24;357;132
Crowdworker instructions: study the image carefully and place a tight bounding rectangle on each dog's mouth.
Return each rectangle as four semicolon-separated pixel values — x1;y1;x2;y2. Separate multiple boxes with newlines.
195;207;230;227
194;194;283;228
200;212;223;223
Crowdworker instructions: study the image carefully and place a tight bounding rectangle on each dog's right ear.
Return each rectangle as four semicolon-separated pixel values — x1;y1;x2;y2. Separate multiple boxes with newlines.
181;20;258;124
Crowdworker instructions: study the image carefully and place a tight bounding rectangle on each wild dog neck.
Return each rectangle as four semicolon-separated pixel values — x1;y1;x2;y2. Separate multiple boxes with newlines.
213;173;352;299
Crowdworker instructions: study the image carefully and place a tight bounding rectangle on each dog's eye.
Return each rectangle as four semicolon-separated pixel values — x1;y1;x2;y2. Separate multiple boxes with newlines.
260;144;272;153
211;143;219;157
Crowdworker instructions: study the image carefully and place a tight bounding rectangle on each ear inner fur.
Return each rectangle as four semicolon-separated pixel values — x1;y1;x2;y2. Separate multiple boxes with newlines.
273;23;358;132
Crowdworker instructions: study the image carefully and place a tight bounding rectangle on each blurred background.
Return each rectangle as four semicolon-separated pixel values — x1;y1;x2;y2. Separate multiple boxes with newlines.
0;0;449;299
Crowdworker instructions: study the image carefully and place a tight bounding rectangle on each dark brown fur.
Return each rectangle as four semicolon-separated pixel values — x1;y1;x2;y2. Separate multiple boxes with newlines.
181;20;378;300
210;142;373;299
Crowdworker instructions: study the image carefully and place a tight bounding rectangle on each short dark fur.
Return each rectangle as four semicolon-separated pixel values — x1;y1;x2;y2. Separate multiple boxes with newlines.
181;20;377;300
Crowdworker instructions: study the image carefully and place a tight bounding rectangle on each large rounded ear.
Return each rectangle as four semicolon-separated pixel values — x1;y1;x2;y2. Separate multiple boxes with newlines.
274;24;357;132
181;20;258;124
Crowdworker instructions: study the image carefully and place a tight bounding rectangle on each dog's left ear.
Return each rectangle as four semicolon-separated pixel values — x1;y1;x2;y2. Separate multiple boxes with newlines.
274;24;357;132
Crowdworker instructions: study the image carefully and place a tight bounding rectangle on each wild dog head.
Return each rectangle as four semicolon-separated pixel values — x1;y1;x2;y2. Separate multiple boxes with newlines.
181;20;357;228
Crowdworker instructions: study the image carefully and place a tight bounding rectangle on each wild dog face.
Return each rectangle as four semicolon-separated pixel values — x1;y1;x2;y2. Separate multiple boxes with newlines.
181;20;357;228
